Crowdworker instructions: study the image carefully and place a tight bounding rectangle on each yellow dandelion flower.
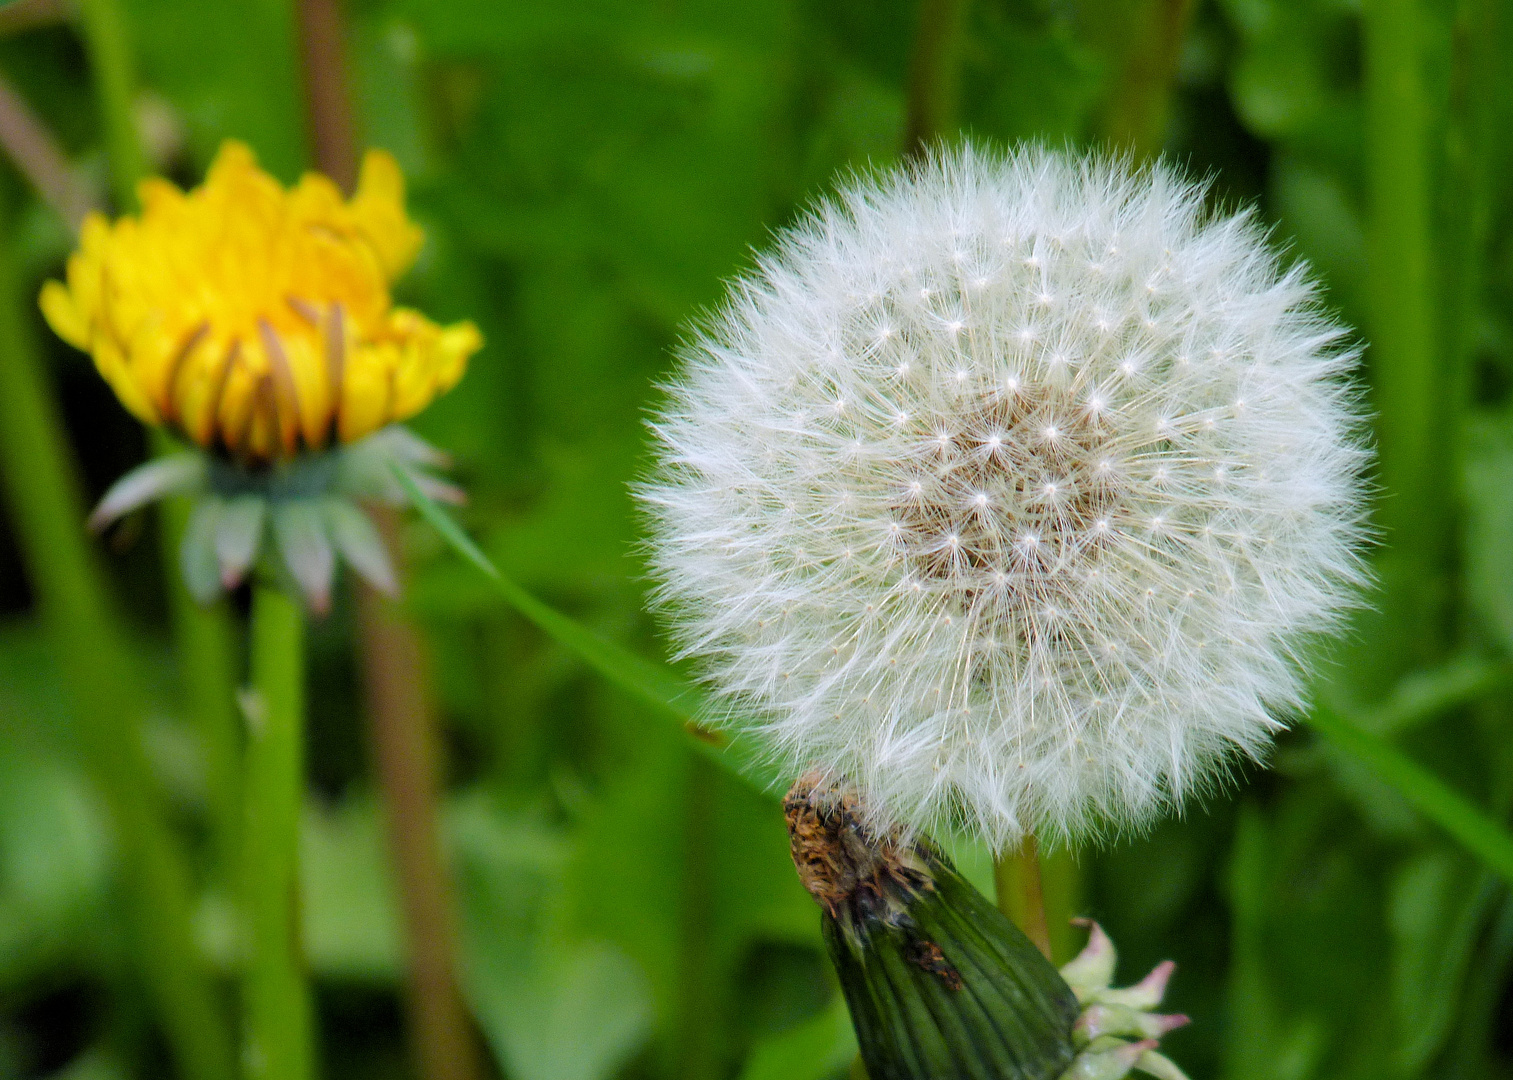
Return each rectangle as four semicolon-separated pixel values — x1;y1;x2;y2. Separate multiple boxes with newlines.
40;140;482;462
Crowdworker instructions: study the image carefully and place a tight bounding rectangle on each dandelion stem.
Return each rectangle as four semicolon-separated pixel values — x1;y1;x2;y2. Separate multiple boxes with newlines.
295;0;359;190
244;583;315;1080
995;836;1053;961
0;211;234;1080
903;0;970;154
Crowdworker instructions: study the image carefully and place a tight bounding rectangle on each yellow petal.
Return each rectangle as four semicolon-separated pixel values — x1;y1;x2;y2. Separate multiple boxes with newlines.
338;341;395;443
39;280;90;350
94;333;160;425
175;334;237;447
40;137;465;461
351;149;424;281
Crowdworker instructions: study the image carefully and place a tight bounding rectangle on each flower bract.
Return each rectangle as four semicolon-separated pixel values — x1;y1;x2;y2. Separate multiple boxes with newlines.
40;140;481;462
642;145;1370;847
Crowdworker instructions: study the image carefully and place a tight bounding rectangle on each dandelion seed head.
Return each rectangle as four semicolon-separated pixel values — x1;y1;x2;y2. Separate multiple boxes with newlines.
641;145;1369;847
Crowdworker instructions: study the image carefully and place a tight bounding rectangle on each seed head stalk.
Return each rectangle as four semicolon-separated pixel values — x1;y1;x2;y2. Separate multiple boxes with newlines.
994;836;1053;960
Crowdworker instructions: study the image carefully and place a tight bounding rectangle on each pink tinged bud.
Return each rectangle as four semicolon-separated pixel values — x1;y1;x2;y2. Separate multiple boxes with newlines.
1097;960;1176;1009
1133;1049;1191;1080
1061;918;1118;999
1059;1038;1157;1080
1076;1005;1190;1044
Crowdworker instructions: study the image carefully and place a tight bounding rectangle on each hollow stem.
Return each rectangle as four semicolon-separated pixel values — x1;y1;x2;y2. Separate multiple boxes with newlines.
994;836;1052;961
0;209;234;1080
903;0;971;155
244;584;315;1080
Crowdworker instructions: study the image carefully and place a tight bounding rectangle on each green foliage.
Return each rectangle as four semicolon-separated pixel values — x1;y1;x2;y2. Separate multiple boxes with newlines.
1;0;1513;1078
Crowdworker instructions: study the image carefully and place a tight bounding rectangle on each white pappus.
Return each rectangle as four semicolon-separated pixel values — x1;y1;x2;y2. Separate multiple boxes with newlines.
639;144;1370;848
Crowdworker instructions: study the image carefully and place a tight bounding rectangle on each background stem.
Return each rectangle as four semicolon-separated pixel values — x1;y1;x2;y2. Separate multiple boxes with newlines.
293;3;485;1076
0;206;234;1080
994;836;1053;961
154;430;243;883
358;508;485;1080
1365;0;1447;665
244;584;315;1080
903;0;970;155
1099;0;1197;158
74;0;247;898
74;0;145;209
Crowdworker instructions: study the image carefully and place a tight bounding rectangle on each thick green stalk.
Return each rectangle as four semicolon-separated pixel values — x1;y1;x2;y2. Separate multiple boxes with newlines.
0;221;234;1080
244;584;316;1080
1365;0;1447;662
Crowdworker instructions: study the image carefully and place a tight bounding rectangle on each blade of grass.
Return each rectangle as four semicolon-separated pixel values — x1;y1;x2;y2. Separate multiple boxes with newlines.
1304;704;1513;885
392;466;781;793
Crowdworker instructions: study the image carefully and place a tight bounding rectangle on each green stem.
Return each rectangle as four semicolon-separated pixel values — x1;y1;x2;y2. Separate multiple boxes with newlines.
1441;0;1499;522
1365;0;1447;663
993;836;1052;960
903;0;971;155
244;584;316;1080
1101;0;1197;158
0;213;234;1080
74;0;146;208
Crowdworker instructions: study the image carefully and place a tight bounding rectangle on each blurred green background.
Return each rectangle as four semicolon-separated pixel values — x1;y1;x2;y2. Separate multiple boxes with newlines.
0;0;1511;1078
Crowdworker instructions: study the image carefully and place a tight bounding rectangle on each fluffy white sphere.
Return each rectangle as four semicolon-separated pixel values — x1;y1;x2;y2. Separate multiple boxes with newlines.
641;145;1369;847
